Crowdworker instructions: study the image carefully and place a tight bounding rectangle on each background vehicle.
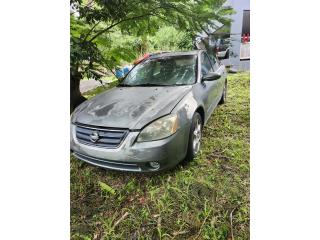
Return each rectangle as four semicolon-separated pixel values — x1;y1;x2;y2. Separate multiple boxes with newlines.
71;50;227;172
214;38;231;59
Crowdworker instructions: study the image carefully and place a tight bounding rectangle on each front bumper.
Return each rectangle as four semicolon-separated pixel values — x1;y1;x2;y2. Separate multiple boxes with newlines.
70;123;190;172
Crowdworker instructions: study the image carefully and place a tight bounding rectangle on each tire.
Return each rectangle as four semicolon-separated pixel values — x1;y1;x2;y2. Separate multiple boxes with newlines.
185;112;203;162
219;79;227;105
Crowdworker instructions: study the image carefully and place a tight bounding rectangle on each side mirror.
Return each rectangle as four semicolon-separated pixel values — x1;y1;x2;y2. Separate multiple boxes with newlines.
202;72;221;81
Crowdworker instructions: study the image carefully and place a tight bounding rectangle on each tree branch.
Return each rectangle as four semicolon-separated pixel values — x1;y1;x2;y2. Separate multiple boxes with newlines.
82;20;102;42
149;13;176;25
88;11;158;42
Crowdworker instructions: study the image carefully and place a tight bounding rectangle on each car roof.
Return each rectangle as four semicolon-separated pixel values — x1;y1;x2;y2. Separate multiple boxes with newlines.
149;50;203;59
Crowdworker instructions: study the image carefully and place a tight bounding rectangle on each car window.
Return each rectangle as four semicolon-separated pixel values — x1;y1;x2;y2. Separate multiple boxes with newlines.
208;53;216;65
207;53;220;71
122;55;197;86
201;52;213;76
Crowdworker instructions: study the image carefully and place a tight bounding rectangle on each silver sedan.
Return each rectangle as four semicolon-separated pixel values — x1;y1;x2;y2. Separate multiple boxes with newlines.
71;50;227;172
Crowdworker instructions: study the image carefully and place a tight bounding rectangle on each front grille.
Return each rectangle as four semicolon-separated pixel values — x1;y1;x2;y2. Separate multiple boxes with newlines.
75;124;128;148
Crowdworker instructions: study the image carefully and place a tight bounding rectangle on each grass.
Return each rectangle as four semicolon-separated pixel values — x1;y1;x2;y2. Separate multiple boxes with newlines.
71;72;250;240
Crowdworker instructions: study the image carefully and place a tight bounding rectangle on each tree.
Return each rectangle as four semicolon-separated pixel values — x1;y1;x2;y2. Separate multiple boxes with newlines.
70;0;233;111
148;26;191;51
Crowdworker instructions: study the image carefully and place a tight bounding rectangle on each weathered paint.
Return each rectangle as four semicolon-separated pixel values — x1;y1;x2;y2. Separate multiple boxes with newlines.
73;85;192;129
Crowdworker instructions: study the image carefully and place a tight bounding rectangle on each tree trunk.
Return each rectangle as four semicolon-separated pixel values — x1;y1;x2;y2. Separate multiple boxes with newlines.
70;71;87;113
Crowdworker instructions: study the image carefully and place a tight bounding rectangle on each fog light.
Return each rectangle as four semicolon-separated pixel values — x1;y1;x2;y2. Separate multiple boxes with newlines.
149;161;160;170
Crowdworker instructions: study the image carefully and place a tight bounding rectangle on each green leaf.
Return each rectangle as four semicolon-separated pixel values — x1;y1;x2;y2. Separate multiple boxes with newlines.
99;181;116;195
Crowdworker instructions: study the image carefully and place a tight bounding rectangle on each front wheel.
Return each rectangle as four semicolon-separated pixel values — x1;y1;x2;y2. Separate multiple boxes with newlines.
185;112;203;162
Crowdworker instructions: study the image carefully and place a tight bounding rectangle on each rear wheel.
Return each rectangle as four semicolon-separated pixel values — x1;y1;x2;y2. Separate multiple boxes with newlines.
185;112;203;162
219;80;227;104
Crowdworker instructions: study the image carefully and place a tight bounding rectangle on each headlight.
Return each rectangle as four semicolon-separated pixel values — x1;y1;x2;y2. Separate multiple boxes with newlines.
137;114;179;142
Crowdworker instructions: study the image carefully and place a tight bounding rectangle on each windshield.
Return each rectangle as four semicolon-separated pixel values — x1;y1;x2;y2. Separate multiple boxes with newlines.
121;55;197;86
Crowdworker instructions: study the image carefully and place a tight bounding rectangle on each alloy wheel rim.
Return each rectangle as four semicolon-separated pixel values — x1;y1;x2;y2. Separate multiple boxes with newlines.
192;118;202;154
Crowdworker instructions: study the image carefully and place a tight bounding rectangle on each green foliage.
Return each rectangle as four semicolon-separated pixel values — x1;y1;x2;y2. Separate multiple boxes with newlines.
98;181;116;195
70;0;233;81
70;72;250;239
149;26;193;51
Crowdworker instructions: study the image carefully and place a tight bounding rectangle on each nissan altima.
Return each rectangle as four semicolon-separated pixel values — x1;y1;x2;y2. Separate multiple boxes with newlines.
71;50;227;172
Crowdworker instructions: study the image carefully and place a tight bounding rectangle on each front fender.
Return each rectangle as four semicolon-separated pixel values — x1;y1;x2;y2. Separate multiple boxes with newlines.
171;90;204;130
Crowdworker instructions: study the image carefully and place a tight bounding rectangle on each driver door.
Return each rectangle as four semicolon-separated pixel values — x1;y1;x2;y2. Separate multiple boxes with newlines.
200;52;220;116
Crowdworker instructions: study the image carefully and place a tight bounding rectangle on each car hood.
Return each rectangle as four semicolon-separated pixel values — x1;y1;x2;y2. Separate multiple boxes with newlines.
73;85;192;129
